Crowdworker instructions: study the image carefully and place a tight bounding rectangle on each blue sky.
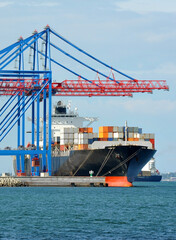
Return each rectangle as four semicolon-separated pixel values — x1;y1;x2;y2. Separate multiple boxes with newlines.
0;0;176;173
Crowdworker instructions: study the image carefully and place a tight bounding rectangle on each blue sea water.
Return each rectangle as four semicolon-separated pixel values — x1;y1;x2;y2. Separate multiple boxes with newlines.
0;182;175;240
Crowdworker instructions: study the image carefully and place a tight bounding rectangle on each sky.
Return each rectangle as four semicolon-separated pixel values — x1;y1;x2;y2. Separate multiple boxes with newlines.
0;0;176;173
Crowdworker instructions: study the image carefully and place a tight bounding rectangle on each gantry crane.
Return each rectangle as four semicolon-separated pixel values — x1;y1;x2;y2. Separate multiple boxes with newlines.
0;25;169;176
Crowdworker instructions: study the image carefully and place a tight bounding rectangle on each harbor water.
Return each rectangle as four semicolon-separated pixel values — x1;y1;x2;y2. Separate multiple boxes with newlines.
0;182;175;240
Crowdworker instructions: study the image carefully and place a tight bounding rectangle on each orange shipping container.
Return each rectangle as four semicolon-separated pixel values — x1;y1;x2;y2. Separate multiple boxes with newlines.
108;126;113;132
127;138;139;141
78;144;88;150
99;126;109;133
79;127;93;133
60;145;65;151
99;132;108;138
87;127;93;133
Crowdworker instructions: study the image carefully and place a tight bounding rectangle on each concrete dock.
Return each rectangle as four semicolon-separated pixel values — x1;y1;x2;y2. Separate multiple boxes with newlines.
11;176;106;187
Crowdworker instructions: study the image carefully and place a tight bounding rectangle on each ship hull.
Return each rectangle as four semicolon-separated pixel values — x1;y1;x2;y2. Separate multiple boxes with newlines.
54;145;155;180
134;175;162;182
14;145;156;186
51;145;156;186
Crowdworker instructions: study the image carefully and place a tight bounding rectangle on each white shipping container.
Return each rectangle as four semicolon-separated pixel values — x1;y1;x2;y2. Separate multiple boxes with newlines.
134;133;140;138
113;132;119;138
78;139;88;144
74;138;79;144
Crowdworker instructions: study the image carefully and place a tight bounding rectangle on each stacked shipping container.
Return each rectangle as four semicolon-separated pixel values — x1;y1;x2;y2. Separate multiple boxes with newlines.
52;125;155;151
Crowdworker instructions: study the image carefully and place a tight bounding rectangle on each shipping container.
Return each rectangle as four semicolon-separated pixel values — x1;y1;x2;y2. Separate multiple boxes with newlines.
113;132;119;138
78;133;88;139
60;139;69;145
143;133;150;139
78;139;88;144
99;126;109;133
149;134;155;139
74;138;79;144
149;139;155;149
78;144;88;150
93;133;98;138
88;133;93;139
118;127;124;133
118;132;124;138
68;133;74;139
99;132;108;138
128;133;135;138
60;133;69;139
87;127;93;133
74;133;79;139
108;132;113;138
128;138;139;141
99;138;108;141
108;126;113;132
113;126;119;132
108;138;113;141
60;145;65;151
134;127;139;133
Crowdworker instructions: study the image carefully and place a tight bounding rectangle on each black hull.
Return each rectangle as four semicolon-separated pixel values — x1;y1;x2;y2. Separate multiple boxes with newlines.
53;145;156;183
14;145;156;183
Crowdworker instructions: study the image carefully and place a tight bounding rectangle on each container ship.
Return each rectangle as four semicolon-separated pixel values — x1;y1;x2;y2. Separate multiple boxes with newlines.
134;158;162;182
14;101;156;187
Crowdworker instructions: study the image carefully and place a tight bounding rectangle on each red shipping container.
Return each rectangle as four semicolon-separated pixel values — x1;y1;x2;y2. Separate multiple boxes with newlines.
149;139;155;149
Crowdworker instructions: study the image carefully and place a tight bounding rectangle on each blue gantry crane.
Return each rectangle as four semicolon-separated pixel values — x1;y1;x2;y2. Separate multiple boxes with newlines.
0;25;168;176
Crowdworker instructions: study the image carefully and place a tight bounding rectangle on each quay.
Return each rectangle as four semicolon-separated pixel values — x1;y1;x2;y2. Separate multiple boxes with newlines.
0;176;106;187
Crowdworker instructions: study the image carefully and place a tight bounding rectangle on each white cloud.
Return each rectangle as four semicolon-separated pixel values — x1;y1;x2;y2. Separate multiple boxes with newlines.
0;1;13;7
115;0;176;14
